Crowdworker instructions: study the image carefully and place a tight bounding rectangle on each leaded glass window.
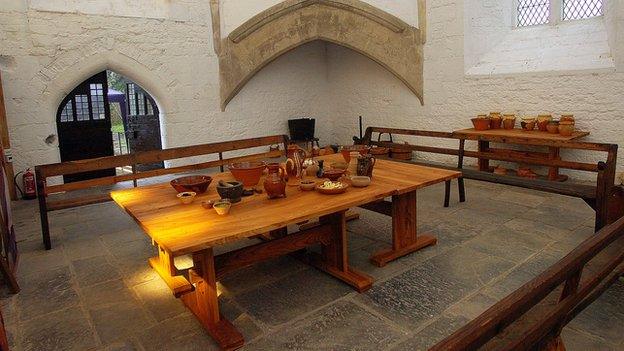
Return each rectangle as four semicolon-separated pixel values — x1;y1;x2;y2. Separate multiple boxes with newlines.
517;0;551;27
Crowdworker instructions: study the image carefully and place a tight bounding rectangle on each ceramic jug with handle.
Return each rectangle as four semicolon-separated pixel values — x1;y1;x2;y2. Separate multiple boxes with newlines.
264;163;287;199
357;154;376;177
285;145;307;184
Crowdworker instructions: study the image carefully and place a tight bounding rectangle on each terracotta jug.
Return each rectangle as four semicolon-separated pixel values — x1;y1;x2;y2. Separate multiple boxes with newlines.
264;163;287;199
357;154;376;177
285;145;307;184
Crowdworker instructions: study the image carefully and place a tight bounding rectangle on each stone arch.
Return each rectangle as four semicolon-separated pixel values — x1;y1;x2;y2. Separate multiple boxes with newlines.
214;0;426;110
38;48;175;149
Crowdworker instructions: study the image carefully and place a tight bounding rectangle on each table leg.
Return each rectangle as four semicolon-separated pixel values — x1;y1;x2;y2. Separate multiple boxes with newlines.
181;249;244;351
478;140;490;172
370;191;437;267
308;211;373;292
548;147;568;182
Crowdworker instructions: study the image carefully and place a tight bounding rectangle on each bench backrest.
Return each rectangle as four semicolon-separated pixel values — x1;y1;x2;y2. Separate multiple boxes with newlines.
430;215;624;350
36;135;288;196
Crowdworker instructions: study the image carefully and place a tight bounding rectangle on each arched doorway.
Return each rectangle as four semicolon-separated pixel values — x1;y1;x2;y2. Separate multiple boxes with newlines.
56;70;163;183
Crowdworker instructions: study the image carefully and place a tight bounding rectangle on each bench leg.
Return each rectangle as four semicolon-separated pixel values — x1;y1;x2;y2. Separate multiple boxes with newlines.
38;198;51;250
458;177;466;203
444;180;451;208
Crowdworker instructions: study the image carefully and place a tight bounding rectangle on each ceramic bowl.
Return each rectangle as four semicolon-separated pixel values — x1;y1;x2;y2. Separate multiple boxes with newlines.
316;182;349;195
350;176;371;188
330;162;348;171
502;117;516;130
340;145;369;162
228;162;266;187
471;117;491;131
490;117;502;129
213;200;232;215
300;180;317;191
201;200;215;209
546;121;559;134
216;181;244;203
323;169;346;181
176;191;196;205
170;175;213;194
521;118;536;131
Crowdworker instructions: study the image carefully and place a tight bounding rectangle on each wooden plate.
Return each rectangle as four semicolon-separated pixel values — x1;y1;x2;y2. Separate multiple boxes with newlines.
316;183;349;195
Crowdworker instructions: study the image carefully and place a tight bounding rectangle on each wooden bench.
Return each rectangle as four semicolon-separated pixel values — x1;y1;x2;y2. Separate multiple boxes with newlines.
361;127;624;230
360;128;467;208
35;135;289;250
430;215;624;351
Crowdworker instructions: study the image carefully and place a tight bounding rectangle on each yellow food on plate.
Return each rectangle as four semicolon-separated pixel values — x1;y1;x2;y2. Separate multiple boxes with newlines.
320;181;344;189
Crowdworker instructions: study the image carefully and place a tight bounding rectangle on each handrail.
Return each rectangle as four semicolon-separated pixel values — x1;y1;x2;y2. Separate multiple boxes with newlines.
430;215;624;350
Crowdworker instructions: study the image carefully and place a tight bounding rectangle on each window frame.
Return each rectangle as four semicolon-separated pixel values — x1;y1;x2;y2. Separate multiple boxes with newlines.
514;0;603;28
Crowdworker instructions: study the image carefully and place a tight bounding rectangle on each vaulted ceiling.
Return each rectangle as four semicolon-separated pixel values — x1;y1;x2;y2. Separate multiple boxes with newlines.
211;0;426;110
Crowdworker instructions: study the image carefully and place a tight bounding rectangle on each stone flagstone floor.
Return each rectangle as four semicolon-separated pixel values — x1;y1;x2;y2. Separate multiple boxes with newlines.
2;180;623;350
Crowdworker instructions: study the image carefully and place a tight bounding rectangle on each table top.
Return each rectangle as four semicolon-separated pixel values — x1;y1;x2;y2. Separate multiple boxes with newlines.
453;128;589;141
111;154;461;256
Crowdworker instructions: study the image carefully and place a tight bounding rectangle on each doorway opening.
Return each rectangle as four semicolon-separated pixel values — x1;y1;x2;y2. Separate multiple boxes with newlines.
56;70;164;183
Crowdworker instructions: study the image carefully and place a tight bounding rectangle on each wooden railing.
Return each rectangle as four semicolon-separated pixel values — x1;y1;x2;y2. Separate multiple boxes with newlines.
430;215;624;351
361;126;622;230
36;135;289;249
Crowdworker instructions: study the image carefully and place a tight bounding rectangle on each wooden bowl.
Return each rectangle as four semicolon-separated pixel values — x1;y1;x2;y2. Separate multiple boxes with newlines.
316;182;349;195
228;162;266;187
369;147;389;156
390;149;412;160
323;169;345;181
170;175;213;194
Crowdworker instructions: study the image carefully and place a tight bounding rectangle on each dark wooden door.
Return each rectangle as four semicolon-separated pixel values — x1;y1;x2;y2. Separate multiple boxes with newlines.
56;71;115;183
124;82;163;171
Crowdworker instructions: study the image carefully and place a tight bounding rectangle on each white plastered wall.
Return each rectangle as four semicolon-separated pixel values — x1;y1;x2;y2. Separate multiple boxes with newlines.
0;0;623;184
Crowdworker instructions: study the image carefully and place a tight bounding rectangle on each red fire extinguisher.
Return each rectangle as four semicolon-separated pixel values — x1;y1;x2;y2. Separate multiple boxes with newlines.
15;169;37;200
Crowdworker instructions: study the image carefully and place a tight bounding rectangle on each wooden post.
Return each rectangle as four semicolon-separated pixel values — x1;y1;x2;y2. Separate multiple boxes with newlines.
35;168;52;250
457;138;466;203
548;147;561;181
0;72;16;200
478;140;490;172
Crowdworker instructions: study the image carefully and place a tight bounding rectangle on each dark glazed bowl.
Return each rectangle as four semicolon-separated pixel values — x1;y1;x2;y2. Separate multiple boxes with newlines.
216;181;244;203
228;162;267;187
170;175;213;194
323;169;346;181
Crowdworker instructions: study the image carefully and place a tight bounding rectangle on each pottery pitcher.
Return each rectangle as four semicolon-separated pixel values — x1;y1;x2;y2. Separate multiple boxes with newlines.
357;154;376;177
285;145;307;183
264;163;287;199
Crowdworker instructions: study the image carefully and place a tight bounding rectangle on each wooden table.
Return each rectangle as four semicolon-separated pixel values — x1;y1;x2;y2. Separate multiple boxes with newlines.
111;154;460;350
453;128;589;181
